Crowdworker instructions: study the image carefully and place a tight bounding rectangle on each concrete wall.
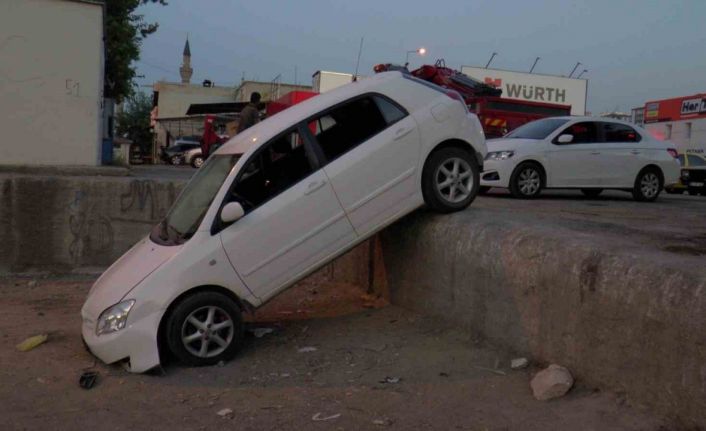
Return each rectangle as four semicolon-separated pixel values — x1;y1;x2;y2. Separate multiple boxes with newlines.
0;173;372;291
381;211;706;426
0;0;104;166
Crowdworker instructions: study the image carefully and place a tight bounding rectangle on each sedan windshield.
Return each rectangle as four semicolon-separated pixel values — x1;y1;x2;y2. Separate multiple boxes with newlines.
151;154;240;245
505;118;570;139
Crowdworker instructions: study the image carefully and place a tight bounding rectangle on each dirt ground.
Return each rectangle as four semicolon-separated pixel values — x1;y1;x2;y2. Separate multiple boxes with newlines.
0;277;670;431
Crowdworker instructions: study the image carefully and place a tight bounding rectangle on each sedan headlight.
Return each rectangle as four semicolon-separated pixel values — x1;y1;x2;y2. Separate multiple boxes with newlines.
485;150;515;161
96;300;135;336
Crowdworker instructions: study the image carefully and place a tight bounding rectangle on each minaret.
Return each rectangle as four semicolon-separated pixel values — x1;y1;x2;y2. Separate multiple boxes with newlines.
179;37;193;84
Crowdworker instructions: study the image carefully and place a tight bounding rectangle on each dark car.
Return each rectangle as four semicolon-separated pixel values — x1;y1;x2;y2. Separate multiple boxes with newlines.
160;142;203;167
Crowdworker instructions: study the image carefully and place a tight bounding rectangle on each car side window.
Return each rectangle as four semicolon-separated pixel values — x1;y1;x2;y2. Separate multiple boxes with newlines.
308;96;388;162
687;155;706;166
560;122;599;144
230;129;314;213
373;95;407;125
601;123;641;142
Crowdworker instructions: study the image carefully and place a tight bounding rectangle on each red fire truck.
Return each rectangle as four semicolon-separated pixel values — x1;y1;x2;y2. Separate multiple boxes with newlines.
374;60;571;138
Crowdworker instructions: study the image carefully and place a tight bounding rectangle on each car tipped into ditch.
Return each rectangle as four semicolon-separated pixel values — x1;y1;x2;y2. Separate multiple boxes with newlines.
81;71;486;372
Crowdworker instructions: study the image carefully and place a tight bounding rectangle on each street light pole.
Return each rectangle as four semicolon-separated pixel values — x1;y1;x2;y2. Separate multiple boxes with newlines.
529;57;540;73
576;69;588;79
405;47;426;65
568;62;582;78
485;52;498;69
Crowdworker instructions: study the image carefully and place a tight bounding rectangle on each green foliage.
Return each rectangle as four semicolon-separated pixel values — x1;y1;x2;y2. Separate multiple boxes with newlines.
105;0;167;103
116;91;154;153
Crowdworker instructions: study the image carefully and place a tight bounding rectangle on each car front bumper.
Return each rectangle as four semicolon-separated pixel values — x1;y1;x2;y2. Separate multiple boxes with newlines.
81;309;162;373
479;159;514;188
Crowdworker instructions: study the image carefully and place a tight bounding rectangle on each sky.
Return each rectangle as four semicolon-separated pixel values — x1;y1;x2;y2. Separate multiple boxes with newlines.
135;0;706;114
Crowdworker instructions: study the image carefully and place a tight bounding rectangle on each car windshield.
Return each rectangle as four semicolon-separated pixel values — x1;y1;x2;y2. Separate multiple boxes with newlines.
151;154;240;245
505;118;570;139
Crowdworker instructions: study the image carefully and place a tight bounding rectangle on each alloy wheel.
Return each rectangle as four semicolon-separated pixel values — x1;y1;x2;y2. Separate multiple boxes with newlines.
518;168;541;196
640;172;660;198
435;157;474;203
181;306;234;358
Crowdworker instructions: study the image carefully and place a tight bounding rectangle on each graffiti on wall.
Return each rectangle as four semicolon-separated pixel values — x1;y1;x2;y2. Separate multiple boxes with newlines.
67;191;114;263
119;180;177;221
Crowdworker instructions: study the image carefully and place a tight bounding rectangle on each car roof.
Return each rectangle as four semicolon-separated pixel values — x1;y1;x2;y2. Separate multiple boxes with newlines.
546;116;638;127
215;71;404;156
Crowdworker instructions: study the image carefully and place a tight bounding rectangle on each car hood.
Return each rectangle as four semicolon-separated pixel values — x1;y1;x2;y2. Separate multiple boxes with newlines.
486;138;540;152
81;237;181;319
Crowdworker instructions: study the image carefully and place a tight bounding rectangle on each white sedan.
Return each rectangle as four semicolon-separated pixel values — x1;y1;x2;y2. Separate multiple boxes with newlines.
81;71;486;372
480;117;680;201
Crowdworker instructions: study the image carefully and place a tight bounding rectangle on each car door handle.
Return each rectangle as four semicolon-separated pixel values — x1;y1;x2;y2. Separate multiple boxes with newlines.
590;151;601;155
304;179;327;195
630;150;640;155
394;127;414;141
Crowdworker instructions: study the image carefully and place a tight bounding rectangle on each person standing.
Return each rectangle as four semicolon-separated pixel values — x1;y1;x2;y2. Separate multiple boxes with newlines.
237;92;261;133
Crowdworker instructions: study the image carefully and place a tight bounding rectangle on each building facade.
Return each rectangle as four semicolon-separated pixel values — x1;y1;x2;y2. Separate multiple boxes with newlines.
0;0;104;166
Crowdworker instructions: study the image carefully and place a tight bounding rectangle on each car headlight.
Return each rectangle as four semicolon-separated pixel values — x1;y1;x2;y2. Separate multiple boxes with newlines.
96;300;135;336
485;151;515;161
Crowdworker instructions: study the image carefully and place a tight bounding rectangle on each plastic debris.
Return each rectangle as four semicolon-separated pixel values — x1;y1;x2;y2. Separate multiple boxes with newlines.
217;408;234;418
16;334;48;352
379;376;401;384
511;357;529;370
79;371;98;390
298;346;317;353
250;328;274;338
312;413;341;421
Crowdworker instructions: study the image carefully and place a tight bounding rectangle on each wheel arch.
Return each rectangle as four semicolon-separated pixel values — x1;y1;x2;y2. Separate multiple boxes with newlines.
156;285;253;360
511;159;548;186
639;164;664;183
423;138;482;172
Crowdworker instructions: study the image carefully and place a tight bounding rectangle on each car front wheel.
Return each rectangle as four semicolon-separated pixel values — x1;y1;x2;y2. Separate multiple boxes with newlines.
632;168;662;202
422;147;480;213
170;155;182;165
509;162;544;199
165;291;244;367
191;155;204;168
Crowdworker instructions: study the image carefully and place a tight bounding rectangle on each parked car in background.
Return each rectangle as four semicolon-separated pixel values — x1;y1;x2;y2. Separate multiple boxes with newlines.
666;152;706;195
81;71;486;372
160;141;205;168
479;117;680;201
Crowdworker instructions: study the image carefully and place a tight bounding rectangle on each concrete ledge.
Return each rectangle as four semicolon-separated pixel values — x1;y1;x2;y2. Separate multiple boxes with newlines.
0;164;130;177
381;209;706;426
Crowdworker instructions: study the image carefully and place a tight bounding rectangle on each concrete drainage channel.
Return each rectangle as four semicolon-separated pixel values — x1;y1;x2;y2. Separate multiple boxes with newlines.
2;170;705;426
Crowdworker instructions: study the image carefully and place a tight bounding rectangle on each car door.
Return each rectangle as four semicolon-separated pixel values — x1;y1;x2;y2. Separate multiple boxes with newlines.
546;121;604;187
218;125;356;300
598;122;644;187
305;94;421;237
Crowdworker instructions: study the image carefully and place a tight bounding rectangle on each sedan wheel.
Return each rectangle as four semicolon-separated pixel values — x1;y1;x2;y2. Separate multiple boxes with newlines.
509;163;543;198
191;155;204;168
632;169;662;202
422;147;480;213
170;155;182;166
166;291;244;366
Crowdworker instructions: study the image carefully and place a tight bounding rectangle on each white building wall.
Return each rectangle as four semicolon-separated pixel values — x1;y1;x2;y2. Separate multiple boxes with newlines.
644;119;706;154
0;0;104;166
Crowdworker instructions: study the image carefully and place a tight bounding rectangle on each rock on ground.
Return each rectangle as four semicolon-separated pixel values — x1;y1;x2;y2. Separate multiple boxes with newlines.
530;364;574;401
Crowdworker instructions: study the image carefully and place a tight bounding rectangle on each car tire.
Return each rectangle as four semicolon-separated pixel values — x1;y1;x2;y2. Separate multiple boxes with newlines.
509;162;544;199
165;291;244;367
422;147;480;213
170;155;182;166
478;186;491;195
581;188;603;198
632;168;662;202
191;155;204;168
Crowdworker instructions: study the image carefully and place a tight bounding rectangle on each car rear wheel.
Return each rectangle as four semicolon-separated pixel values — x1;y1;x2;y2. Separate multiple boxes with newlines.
632;168;662;202
509;162;544;199
170;155;182;166
422;147;480;213
165;291;244;367
191;155;204;168
581;188;603;198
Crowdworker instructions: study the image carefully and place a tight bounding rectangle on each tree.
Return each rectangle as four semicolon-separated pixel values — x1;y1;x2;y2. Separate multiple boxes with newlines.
116;91;154;154
105;0;167;103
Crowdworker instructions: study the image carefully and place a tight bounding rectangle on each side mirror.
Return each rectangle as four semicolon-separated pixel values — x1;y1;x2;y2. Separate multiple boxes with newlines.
557;134;574;144
220;202;245;223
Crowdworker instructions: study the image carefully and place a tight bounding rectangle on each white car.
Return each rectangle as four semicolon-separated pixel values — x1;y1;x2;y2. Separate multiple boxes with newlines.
81;71;486;372
480;117;680;201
